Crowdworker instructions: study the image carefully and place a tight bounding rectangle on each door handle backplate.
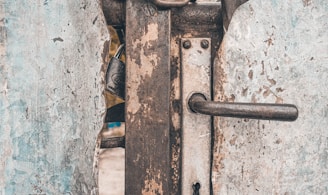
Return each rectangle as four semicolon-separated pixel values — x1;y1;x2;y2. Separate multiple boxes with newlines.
181;37;298;195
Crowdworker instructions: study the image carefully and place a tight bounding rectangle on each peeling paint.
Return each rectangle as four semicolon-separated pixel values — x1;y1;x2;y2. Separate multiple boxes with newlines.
126;23;161;117
125;1;171;193
0;0;109;194
142;168;164;195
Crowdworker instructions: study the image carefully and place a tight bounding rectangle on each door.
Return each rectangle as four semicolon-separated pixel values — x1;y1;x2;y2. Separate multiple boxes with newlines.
102;0;328;194
212;0;328;194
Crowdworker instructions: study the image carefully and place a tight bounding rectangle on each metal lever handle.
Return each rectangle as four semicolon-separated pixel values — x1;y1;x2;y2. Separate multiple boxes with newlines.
188;93;298;121
152;0;189;7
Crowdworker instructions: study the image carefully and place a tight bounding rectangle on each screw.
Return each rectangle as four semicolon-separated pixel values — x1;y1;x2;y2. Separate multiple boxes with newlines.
183;40;191;49
200;39;209;49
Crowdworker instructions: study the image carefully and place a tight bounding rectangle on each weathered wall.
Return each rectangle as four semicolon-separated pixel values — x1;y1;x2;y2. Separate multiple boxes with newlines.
0;0;109;194
213;0;327;194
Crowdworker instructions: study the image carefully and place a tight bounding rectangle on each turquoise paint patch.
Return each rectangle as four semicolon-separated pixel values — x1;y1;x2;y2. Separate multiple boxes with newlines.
60;166;74;193
8;99;26;112
271;0;278;7
3;0;103;193
0;100;4;135
108;122;121;128
12;133;36;162
291;15;299;28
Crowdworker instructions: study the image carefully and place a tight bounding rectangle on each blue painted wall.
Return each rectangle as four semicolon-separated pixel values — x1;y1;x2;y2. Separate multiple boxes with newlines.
0;0;109;194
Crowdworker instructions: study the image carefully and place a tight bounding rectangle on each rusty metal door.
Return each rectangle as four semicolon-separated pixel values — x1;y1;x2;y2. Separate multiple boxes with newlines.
101;0;327;194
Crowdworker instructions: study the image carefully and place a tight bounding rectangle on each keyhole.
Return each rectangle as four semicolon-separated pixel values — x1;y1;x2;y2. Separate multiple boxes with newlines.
192;182;201;195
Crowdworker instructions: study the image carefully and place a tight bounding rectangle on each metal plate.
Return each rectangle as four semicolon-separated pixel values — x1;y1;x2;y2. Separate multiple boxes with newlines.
181;38;211;194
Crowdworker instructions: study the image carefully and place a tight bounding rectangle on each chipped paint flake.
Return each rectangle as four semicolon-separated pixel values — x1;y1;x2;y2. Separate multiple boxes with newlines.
142;168;163;195
127;23;160;116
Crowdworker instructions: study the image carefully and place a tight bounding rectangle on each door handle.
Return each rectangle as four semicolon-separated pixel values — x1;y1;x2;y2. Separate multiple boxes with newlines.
152;0;189;7
188;93;298;121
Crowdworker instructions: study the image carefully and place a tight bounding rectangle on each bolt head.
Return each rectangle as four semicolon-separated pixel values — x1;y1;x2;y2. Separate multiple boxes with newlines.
201;40;209;49
183;40;191;49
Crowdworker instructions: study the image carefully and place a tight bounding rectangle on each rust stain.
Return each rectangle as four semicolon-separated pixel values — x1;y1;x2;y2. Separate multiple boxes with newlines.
169;35;182;195
275;96;283;104
267;77;277;86
261;61;265;75
267;77;277;85
212;125;226;192
262;85;284;103
251;94;257;103
276;87;285;93
214;42;228;101
264;33;274;47
248;69;253;80
302;0;312;6
229;135;238;145
275;138;282;144
264;37;273;46
242;87;248;96
171;136;181;193
212;40;228;192
228;94;236;102
263;86;271;98
101;40;110;73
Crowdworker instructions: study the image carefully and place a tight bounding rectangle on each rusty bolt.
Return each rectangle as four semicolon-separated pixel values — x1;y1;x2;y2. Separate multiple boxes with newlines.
183;40;191;49
201;39;209;49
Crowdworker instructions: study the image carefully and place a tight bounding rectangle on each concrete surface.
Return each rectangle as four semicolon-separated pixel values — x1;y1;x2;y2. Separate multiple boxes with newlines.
0;0;109;194
213;0;328;194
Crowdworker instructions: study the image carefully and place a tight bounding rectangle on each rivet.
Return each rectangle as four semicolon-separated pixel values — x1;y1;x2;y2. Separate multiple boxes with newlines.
183;40;191;49
200;39;209;49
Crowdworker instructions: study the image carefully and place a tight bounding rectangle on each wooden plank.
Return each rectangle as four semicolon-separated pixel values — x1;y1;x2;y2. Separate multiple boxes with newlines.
125;0;171;194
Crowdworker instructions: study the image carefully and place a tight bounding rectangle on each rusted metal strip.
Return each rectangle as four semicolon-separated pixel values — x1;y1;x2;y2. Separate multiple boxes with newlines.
102;1;222;32
171;2;222;32
125;0;172;194
101;136;125;148
102;0;125;27
170;3;223;194
181;38;212;195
